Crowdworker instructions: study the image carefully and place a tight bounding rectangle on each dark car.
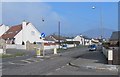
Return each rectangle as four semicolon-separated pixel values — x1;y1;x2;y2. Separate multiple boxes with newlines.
89;44;97;51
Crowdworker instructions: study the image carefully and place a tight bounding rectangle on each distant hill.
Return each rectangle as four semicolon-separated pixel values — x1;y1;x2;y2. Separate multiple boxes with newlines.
81;28;115;39
49;28;115;39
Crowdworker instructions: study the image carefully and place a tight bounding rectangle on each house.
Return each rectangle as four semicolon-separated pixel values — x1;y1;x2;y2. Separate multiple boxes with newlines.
45;34;66;43
109;31;120;46
83;36;92;46
1;21;43;45
74;35;92;46
44;36;55;43
74;35;85;45
65;37;74;41
0;24;9;37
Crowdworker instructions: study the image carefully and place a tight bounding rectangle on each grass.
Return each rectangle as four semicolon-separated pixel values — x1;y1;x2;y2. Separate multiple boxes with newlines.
0;52;26;58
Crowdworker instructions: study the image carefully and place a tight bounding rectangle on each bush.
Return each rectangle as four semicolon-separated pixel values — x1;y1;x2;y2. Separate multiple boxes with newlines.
102;42;110;49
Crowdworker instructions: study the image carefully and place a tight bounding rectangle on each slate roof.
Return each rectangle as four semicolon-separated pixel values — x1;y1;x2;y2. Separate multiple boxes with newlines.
51;35;66;41
110;31;120;41
44;36;55;41
45;35;66;41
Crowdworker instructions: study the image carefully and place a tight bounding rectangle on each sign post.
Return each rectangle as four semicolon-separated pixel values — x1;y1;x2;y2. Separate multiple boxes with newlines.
41;33;45;57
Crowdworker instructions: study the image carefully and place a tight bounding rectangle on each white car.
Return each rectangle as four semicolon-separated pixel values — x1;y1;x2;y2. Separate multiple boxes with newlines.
62;44;67;50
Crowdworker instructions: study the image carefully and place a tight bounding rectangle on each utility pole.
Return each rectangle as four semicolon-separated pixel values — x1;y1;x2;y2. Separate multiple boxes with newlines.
58;21;60;49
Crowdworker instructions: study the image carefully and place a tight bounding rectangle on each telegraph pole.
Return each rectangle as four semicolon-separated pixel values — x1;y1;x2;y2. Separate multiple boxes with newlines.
58;21;60;49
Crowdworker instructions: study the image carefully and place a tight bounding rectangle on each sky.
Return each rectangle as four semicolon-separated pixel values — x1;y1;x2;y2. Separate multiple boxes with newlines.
1;2;118;36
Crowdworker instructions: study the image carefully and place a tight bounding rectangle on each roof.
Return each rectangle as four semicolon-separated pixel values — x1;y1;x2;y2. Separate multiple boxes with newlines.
0;24;4;27
82;36;91;40
46;34;66;41
110;31;120;41
44;36;55;41
51;35;66;41
1;24;22;39
65;37;74;39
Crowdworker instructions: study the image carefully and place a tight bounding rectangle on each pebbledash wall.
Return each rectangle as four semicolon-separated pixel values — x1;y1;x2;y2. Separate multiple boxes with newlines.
14;22;43;45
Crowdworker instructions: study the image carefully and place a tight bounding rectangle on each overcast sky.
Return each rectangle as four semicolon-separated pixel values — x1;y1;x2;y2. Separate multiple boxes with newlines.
1;2;118;36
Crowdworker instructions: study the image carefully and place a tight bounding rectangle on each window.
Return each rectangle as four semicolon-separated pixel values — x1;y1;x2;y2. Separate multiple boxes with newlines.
31;31;35;35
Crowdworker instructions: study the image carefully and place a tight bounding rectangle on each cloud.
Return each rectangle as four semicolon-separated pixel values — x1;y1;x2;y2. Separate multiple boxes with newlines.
2;2;69;35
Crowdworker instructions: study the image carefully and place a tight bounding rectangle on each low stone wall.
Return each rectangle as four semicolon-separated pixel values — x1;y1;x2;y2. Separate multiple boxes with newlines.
6;44;26;49
0;38;6;54
26;41;42;51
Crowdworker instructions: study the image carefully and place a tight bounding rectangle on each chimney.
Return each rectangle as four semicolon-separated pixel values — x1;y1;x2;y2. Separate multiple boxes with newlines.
22;20;26;29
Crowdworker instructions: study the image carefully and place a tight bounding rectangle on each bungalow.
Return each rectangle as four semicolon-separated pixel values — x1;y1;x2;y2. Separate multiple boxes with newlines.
83;36;92;46
0;24;9;37
74;35;85;45
109;31;120;46
1;21;43;45
45;34;66;43
74;35;92;46
65;37;74;41
44;36;55;43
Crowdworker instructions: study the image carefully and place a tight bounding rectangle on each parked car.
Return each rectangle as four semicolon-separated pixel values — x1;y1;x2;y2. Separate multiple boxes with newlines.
89;44;97;51
62;44;67;50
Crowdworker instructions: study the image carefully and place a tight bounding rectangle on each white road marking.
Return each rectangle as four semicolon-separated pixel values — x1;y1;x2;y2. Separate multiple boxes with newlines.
46;72;53;75
8;62;15;64
66;64;69;65
56;68;61;71
8;62;26;66
40;59;44;61
61;66;65;68
21;60;31;64
26;59;39;62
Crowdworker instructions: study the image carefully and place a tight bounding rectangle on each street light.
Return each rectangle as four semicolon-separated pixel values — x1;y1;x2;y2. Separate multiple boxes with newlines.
92;6;103;40
92;6;96;9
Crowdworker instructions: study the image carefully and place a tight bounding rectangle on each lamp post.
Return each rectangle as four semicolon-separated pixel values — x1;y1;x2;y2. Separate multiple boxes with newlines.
92;6;103;40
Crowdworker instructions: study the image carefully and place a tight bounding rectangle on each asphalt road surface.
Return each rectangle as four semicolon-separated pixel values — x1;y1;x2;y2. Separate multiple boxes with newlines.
2;47;118;75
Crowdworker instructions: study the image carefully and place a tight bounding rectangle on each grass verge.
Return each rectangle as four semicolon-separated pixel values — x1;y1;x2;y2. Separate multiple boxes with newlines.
0;52;26;58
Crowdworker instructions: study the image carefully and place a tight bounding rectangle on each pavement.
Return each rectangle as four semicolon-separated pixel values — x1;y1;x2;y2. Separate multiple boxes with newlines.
69;51;118;72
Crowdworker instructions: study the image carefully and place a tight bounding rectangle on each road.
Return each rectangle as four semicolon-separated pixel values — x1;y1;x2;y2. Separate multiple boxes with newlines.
2;47;118;75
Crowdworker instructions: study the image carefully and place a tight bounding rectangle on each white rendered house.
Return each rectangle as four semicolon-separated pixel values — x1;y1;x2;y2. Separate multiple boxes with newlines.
1;21;43;45
0;24;9;37
73;35;85;45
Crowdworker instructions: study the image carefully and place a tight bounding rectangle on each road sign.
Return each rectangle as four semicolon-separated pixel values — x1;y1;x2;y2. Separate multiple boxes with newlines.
41;33;45;38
